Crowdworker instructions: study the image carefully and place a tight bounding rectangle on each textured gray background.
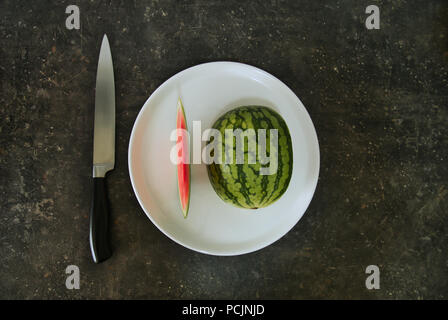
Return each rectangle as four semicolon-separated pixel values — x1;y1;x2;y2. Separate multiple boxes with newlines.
0;0;447;299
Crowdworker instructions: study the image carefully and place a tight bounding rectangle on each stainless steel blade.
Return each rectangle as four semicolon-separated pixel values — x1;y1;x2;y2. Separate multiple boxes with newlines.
93;34;115;178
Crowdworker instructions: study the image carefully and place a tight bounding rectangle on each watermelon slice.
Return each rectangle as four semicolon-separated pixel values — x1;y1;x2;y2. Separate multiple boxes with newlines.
176;98;190;218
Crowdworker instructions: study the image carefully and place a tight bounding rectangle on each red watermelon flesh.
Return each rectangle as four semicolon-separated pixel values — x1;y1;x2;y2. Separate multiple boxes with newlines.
176;98;190;218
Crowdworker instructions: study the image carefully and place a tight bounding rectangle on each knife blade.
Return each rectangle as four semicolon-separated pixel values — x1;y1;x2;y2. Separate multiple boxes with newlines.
89;34;115;263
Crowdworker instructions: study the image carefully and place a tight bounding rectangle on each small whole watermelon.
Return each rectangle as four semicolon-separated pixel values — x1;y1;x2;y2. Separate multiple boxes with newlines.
206;106;293;209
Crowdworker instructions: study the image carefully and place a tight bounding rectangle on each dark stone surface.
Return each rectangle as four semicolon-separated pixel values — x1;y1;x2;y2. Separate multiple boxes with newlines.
0;0;447;299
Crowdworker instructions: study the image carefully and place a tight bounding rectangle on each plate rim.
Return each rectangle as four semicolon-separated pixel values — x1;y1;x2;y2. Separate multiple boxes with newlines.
128;61;320;256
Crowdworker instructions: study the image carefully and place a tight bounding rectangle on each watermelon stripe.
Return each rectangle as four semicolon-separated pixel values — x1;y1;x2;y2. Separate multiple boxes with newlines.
237;164;253;208
258;174;269;205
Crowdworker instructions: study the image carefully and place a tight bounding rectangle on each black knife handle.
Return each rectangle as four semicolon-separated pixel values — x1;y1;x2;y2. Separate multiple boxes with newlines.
89;177;112;263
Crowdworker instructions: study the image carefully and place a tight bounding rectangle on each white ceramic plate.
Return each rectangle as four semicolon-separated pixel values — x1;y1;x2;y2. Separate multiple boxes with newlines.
128;62;319;256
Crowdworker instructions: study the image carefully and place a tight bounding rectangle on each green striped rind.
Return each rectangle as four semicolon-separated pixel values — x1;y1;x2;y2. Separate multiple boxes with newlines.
206;106;293;209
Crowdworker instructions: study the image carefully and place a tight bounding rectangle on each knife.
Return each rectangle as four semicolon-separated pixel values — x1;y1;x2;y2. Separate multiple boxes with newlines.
89;34;115;263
